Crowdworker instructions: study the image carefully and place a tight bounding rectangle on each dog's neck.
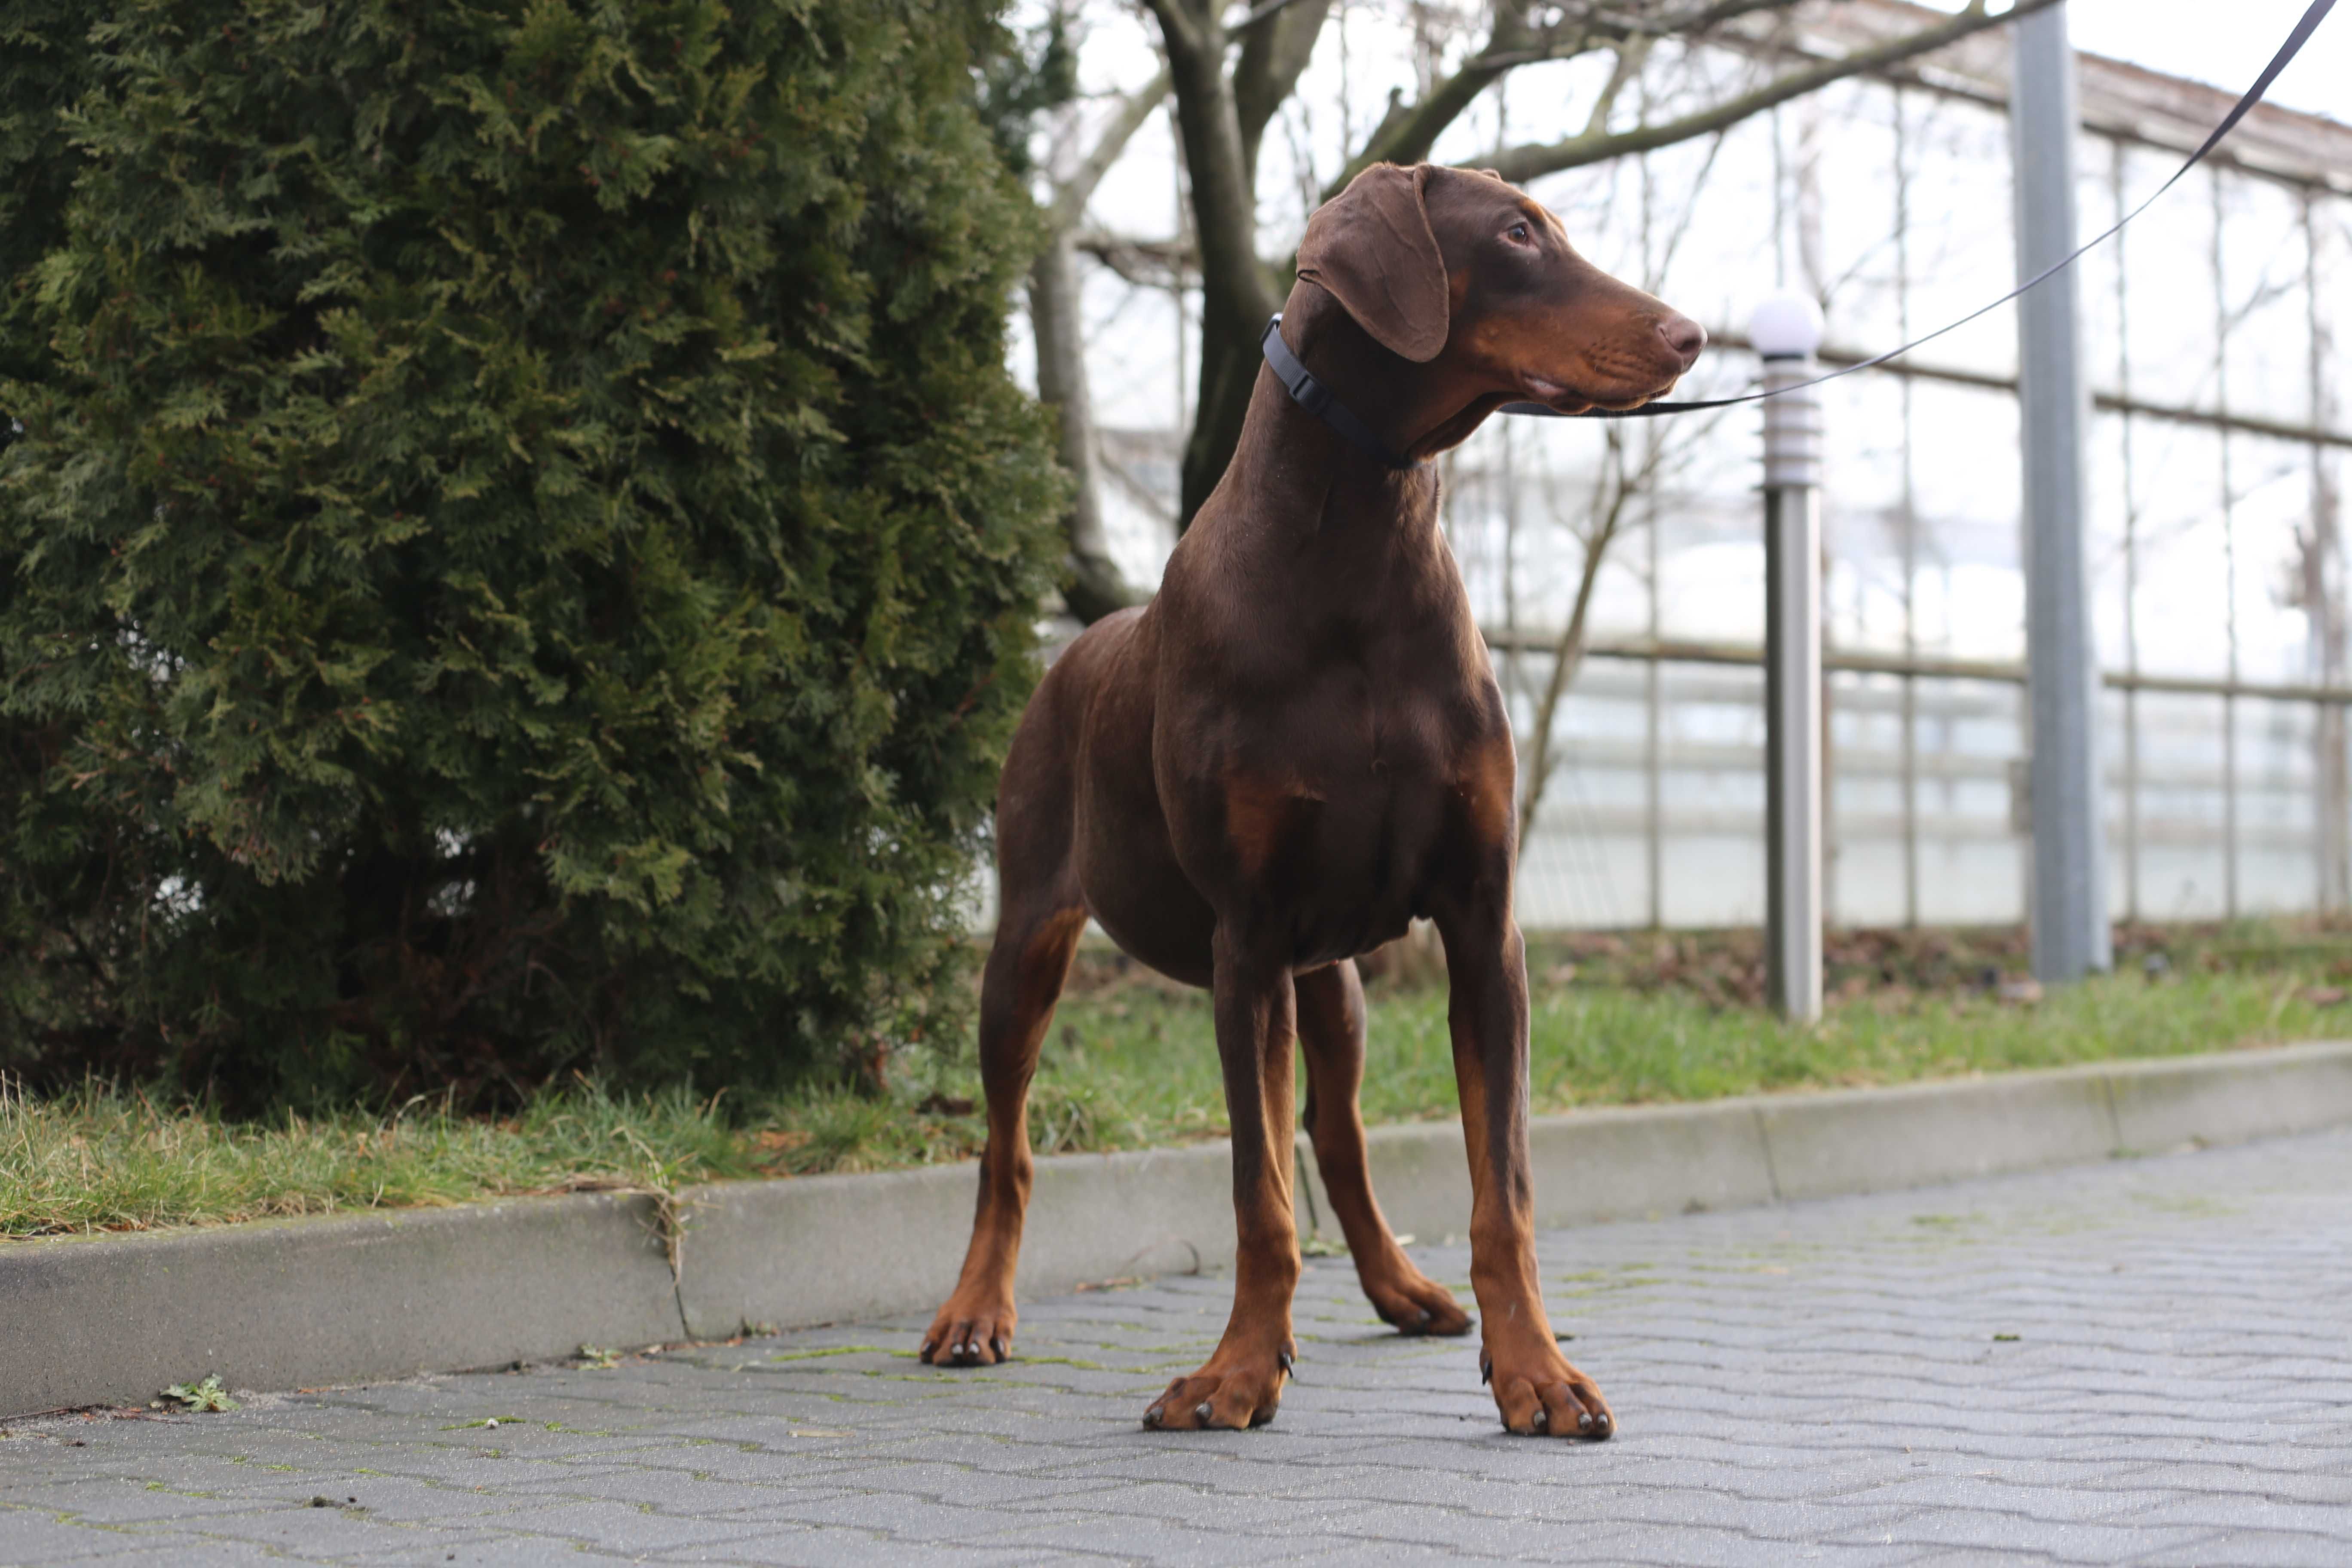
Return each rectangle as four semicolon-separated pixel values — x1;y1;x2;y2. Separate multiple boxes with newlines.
1271;285;1509;466
1204;290;1514;571
1194;294;1449;571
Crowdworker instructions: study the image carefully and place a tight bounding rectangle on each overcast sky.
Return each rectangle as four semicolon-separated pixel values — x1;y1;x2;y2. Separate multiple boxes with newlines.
1936;0;2348;122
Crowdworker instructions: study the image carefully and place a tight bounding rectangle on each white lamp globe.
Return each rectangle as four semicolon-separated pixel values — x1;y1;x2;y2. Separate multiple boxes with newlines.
1749;291;1825;360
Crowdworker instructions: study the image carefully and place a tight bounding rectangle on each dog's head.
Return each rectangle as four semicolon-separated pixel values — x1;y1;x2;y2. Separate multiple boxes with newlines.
1296;162;1703;416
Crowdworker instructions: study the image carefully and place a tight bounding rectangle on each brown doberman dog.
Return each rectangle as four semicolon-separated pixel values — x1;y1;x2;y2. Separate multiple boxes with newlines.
919;162;1703;1437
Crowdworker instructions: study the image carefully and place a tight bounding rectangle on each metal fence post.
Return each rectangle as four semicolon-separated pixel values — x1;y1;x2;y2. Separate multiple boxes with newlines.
1756;294;1824;1022
2014;0;2111;980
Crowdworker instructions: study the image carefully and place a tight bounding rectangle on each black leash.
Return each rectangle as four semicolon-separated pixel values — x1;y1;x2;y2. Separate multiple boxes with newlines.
1266;0;2336;444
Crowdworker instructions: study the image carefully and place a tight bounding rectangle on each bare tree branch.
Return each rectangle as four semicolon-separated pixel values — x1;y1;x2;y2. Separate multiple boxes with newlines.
1143;0;1205;59
1029;64;1176;622
1488;0;2060;185
1319;0;1785;202
1048;68;1173;236
1599;0;1818;40
1580;37;1652;140
1098;439;1180;525
1323;3;1582;197
1515;428;1653;847
1032;231;1137;623
1234;0;1335;173
1226;0;1322;38
1147;0;1290;524
1075;230;1196;287
1145;0;2064;532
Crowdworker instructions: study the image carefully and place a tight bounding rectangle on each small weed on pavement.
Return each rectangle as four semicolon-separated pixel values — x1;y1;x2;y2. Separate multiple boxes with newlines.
156;1375;236;1413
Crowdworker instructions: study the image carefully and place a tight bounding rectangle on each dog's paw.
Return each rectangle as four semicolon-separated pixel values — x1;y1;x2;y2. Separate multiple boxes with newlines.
919;1300;1016;1368
1366;1261;1474;1338
1142;1343;1293;1431
1479;1338;1613;1439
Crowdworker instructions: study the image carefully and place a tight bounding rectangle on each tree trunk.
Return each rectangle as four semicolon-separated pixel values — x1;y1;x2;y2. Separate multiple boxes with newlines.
1179;321;1265;528
1028;229;1134;623
1157;2;1282;530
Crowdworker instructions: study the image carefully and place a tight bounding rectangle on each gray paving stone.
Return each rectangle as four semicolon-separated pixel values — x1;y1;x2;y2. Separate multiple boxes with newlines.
29;1545;318;1568
1581;1524;1936;1567
0;1507;165;1562
1254;1499;1645;1555
2128;1531;2352;1568
647;1531;1093;1567
1834;1509;2230;1561
960;1515;1379;1563
2;1127;2347;1567
2109;1494;2352;1537
165;1504;518;1559
349;1539;641;1566
10;1477;297;1526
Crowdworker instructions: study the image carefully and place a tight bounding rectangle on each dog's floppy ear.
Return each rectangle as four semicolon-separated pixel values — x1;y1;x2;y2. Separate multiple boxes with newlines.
1296;163;1449;363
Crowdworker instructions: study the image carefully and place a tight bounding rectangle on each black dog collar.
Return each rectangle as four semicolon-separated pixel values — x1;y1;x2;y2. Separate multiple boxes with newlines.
1260;315;1422;471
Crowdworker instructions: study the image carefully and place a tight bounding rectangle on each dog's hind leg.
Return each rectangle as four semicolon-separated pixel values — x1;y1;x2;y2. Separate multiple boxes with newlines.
919;893;1087;1369
1295;960;1473;1336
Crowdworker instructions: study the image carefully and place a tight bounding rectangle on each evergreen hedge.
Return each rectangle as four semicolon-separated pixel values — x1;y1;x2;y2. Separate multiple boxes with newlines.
0;0;1063;1107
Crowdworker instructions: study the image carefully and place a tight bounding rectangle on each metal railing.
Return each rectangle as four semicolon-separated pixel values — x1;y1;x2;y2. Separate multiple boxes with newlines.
1486;629;2351;930
1484;630;2352;707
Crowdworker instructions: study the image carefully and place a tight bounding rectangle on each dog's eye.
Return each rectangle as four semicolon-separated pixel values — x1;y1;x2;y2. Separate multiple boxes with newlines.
1506;223;1531;244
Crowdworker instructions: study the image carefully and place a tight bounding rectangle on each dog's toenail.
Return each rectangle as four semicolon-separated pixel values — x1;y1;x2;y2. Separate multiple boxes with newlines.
1144;1405;1164;1428
1415;1308;1431;1326
991;1336;1008;1359
1194;1402;1214;1425
1479;1354;1492;1385
1277;1349;1294;1374
1531;1409;1549;1433
1578;1411;1592;1430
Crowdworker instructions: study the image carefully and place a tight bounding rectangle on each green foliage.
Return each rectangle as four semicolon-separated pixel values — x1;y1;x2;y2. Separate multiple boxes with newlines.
160;1374;238;1412
0;2;88;402
0;1;1063;1106
973;4;1078;177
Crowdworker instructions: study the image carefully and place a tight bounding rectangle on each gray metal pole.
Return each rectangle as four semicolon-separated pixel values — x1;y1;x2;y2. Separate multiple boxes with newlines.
2012;2;2112;980
1761;349;1824;1022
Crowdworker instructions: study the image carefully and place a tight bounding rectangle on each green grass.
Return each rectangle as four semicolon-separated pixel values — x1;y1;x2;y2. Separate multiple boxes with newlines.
1045;964;2343;1129
6;925;2347;1240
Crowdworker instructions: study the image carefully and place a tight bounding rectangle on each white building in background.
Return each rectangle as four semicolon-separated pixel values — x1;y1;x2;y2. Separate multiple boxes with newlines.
1040;0;2352;933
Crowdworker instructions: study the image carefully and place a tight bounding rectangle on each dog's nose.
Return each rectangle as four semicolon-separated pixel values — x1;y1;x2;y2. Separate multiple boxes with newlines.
1657;312;1706;369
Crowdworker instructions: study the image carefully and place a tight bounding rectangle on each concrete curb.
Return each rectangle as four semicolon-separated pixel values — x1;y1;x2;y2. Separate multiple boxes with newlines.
0;1194;685;1419
7;1041;2350;1418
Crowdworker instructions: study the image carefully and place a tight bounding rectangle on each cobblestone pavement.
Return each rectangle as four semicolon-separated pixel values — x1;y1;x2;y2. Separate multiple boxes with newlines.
5;1127;2350;1567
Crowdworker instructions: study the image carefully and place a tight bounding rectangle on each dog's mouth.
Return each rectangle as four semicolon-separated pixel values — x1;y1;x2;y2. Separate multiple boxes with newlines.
1522;371;1680;414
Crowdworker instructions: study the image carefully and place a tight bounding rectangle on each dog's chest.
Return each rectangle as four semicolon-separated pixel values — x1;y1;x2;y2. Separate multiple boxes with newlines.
1209;639;1504;952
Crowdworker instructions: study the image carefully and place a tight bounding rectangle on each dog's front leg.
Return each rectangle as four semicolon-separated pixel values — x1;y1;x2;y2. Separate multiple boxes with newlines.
1144;925;1299;1430
1434;895;1614;1439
